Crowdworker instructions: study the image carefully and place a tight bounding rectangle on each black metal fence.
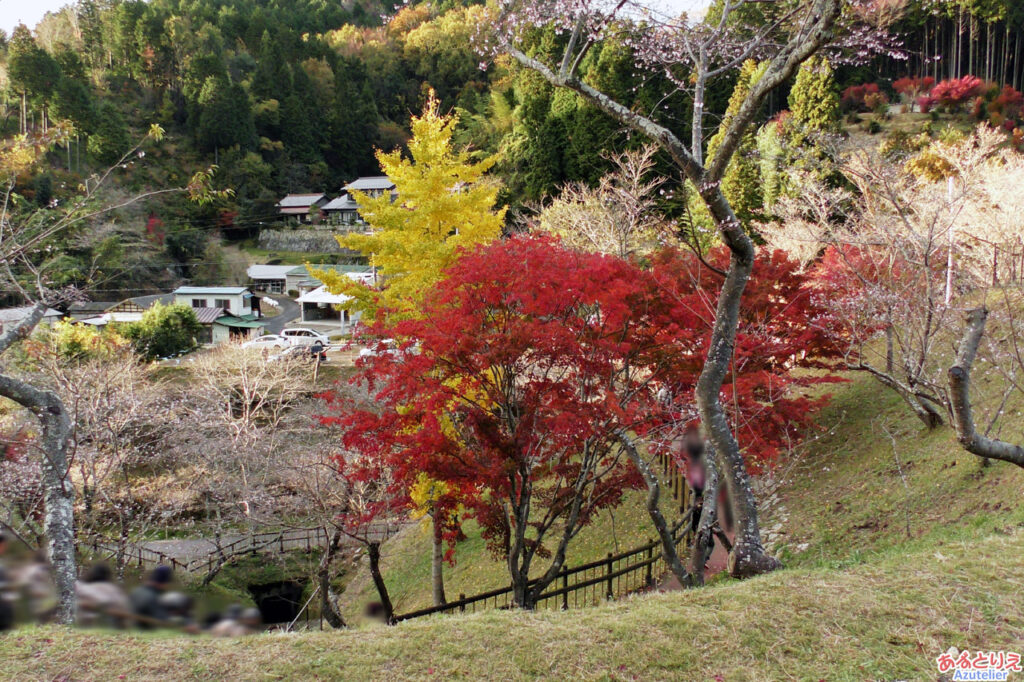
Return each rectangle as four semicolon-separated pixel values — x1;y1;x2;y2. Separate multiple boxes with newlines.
393;535;680;622
394;453;692;622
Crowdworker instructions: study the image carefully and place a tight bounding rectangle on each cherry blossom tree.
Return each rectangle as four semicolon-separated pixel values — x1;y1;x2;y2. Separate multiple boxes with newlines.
490;0;845;576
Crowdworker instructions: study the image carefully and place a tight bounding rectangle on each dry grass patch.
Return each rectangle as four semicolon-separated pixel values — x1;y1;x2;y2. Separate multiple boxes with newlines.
3;528;1022;681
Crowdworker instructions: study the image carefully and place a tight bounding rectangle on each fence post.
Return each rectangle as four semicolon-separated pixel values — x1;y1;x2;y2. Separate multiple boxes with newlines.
561;569;569;611
459;593;466;614
605;553;614;601
645;541;654;587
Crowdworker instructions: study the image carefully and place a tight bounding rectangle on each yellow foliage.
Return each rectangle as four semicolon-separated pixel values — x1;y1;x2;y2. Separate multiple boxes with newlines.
318;92;505;319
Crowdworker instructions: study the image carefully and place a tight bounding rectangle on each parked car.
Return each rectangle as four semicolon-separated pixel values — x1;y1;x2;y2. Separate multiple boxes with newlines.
281;328;331;347
358;339;419;359
269;344;327;363
242;333;288;350
268;345;307;362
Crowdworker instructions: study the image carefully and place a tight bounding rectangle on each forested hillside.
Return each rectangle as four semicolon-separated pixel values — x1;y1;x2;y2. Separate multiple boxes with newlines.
2;0;1022;302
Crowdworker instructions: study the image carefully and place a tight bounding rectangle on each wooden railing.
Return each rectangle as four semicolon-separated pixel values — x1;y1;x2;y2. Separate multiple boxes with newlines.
84;534;192;572
81;524;393;575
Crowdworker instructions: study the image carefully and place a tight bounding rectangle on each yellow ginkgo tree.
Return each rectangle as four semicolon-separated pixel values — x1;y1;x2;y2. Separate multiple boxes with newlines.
317;92;505;319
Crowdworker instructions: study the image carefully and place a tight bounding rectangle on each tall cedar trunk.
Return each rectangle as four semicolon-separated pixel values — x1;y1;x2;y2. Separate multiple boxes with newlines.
367;542;394;622
431;519;447;606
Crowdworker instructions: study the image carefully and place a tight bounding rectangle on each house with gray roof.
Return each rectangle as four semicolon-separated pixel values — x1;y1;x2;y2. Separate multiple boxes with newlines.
276;193;328;223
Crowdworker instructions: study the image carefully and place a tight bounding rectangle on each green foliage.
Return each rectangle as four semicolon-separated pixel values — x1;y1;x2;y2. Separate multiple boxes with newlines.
756;120;787;209
7;25;62;102
35;319;130;363
706;60;768;227
87;101;129;164
33;174;53;207
196;77;256;152
122;302;203;360
788;56;839;137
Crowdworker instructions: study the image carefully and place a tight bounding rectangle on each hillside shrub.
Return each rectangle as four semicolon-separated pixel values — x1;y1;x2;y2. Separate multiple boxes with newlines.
122;303;203;360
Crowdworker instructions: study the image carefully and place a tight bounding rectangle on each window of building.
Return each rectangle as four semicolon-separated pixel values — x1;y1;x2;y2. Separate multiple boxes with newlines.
191;298;207;308
214;298;231;311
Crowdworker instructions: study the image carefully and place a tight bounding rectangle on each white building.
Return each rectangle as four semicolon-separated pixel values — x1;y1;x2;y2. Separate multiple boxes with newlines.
246;265;296;294
0;305;62;334
172;286;259;317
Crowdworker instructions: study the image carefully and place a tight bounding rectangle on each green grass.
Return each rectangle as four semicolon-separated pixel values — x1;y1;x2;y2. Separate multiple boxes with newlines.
766;373;1024;571
337;487;683;621
4;528;1022;681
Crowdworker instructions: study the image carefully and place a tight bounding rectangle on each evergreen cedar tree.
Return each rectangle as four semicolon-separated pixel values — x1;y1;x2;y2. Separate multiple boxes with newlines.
320;236;843;568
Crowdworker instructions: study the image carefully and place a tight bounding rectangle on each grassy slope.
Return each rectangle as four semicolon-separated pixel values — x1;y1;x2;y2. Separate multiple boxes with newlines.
6;361;1024;679
766;373;1024;570
3;528;1022;681
338;488;681;620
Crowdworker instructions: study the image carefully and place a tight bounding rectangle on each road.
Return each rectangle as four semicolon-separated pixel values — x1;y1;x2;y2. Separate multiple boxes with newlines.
261;294;300;334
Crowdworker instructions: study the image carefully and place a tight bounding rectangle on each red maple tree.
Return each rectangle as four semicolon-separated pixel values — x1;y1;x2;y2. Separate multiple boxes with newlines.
323;236;840;606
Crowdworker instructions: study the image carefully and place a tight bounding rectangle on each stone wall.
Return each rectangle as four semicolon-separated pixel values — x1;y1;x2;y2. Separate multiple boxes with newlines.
258;229;359;255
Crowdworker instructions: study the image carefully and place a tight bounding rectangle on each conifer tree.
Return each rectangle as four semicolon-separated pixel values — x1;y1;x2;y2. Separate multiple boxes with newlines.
788;55;839;138
706;60;768;227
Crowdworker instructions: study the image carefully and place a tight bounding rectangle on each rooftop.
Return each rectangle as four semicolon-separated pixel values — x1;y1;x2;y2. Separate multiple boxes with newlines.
276;193;327;208
322;195;359;211
296;285;354;305
247;265;299;280
342;176;395;192
0;305;62;322
192;307;227;324
173;286;252;296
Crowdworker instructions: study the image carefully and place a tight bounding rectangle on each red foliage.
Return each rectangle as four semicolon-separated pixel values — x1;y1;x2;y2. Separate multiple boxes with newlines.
929;75;986;110
144;213;165;245
217;210;239;229
993;85;1024;120
893;75;934;98
322;236;842;562
841;83;881;113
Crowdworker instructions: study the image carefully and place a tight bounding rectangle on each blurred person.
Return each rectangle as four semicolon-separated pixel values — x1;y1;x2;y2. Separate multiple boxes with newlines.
130;565;173;629
17;550;57;623
158;591;199;633
76;563;130;628
0;533;13;631
210;606;262;637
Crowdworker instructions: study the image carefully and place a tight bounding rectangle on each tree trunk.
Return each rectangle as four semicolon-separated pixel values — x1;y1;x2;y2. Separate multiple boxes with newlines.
616;432;690;585
948;308;1024;468
695;188;779;579
40;396;75;624
317;529;346;629
0;303;77;623
431;521;447;607
689;453;720;586
367;542;394;623
0;373;76;623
